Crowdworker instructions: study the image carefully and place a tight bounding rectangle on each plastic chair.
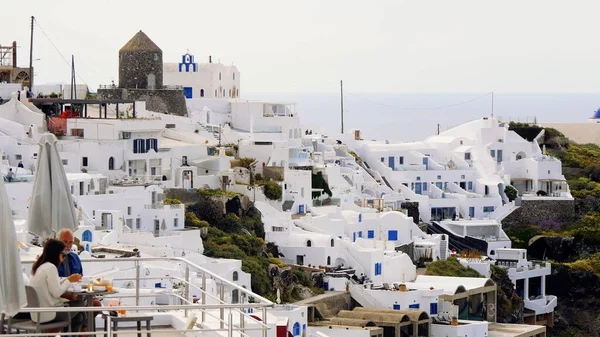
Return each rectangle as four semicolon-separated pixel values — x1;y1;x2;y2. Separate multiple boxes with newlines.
9;286;71;333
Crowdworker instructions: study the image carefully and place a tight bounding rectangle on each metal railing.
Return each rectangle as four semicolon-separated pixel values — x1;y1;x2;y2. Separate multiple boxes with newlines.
11;257;275;337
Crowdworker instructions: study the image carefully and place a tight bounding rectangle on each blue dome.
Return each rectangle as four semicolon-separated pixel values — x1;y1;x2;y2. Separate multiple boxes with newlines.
593;107;600;119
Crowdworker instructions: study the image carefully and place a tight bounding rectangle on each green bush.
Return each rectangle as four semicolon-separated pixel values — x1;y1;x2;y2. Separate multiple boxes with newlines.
262;181;282;200
504;185;518;202
425;257;484;278
163;198;182;205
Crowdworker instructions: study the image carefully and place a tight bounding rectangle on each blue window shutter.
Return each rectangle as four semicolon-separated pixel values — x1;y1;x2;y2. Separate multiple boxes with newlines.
393;304;400;310
153;138;158;151
388;230;398;241
139;139;146;153
146;139;152;153
367;230;374;238
358;231;363;238
133;139;139;153
409;303;420;309
430;303;438;315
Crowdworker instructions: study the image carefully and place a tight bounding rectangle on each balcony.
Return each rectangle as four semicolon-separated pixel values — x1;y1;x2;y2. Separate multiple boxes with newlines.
10;257;273;337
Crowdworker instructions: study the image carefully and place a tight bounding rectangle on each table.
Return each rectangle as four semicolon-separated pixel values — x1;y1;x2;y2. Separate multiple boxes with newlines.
71;290;113;331
103;315;153;337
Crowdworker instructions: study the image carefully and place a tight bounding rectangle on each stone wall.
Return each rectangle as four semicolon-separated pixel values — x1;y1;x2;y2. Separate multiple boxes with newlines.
502;199;576;228
119;50;163;89
97;88;187;116
401;201;420;224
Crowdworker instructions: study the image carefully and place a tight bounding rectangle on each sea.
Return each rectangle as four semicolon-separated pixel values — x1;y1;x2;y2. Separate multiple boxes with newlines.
244;92;600;142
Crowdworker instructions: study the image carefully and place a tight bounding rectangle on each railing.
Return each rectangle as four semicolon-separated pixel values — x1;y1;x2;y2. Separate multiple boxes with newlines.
14;257;274;337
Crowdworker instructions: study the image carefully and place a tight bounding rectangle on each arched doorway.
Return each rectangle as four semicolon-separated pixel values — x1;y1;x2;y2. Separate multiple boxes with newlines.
108;157;115;170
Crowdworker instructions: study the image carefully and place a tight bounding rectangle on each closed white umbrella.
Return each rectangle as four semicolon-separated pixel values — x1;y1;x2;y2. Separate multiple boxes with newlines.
0;152;27;316
27;133;77;239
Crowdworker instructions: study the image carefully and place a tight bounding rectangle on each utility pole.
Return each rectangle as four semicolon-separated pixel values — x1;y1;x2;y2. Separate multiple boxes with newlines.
340;80;344;134
71;55;77;99
437;123;440;135
28;16;34;92
218;124;222;147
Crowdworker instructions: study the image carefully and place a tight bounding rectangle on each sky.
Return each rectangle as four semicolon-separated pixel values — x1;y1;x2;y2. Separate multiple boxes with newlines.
2;0;600;93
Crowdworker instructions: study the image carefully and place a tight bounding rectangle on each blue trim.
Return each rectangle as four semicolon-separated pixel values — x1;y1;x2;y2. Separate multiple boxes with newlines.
367;230;374;239
430;302;438;315
393;304;400;310
388;230;398;241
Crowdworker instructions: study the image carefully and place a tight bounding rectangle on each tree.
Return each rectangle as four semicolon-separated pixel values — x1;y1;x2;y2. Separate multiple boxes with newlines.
262;181;282;201
239;157;258;185
504;185;518;202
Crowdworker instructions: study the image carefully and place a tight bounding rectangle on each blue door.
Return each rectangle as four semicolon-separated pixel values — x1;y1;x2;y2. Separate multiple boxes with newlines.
497;150;503;163
324;282;329;291
183;87;193;98
469;207;475;218
415;182;422;195
298;204;305;214
388;156;395;170
423;157;428;170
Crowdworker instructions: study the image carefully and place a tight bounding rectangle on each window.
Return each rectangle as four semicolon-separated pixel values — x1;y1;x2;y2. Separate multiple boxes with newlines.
358;231;363;238
468;181;473;191
108;157;114;170
416;176;421;181
483;206;495;212
380;157;384;162
306;240;312;247
62;159;68;165
174;218;179;227
393;304;400;310
82;157;88;166
367;230;375;238
399;156;404;165
136;218;141;229
464;152;471;160
231;289;239;304
409;303;420;309
490;149;496;157
437;175;441;179
233;271;238;281
327;256;331;265
200;89;205;97
233;73;236;80
154;53;158;61
82;230;92;242
430;303;438;315
229;89;231;97
219;72;222;80
127;207;132;215
330;238;334;247
461;175;465;179
388;230;398;241
293;323;300;336
15;154;22;160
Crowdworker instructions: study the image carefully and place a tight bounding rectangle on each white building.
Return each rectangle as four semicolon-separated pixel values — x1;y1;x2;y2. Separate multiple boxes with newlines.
163;53;240;99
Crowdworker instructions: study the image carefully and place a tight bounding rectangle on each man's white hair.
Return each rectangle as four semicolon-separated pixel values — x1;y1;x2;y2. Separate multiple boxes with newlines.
56;228;73;239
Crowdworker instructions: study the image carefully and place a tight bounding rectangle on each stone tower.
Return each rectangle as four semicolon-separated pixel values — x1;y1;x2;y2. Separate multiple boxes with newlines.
119;31;163;90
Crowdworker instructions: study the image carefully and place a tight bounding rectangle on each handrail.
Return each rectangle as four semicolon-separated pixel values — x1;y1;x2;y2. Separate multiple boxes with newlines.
21;256;274;306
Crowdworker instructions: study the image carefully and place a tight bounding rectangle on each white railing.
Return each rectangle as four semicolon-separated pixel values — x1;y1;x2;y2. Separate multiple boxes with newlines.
19;256;274;324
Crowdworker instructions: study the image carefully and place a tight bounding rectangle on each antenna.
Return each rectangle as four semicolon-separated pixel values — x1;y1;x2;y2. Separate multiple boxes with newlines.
28;16;34;91
340;80;344;134
71;55;77;100
491;91;494;118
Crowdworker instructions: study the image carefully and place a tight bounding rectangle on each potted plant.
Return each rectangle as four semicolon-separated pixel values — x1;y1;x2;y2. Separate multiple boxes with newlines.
345;281;350;292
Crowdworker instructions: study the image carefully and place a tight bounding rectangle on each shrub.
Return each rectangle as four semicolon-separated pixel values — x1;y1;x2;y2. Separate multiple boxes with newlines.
163;198;182;205
254;173;263;182
504;185;518;202
262;181;282;200
425;257;484;278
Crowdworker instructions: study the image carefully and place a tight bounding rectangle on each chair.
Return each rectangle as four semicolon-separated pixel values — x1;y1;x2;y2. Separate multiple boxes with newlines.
9;286;71;333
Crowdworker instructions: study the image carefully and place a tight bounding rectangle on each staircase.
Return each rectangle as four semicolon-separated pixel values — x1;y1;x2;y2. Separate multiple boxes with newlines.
199;123;220;139
282;200;294;212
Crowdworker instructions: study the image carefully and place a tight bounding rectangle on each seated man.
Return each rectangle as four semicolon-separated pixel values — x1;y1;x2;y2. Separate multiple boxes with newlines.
57;229;101;332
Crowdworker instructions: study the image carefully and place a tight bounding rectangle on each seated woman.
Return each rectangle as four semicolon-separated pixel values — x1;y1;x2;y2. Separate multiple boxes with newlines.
29;239;84;332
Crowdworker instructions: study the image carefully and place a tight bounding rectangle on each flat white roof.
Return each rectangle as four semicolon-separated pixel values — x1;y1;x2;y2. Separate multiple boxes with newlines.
488;322;546;337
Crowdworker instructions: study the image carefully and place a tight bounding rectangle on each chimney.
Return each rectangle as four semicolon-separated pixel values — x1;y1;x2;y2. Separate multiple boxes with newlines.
12;41;17;68
209;56;212;63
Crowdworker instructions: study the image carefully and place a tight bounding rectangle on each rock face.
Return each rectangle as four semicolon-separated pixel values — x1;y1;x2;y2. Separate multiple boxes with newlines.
528;235;600;262
503;199;576;228
546;264;600;336
490;266;524;324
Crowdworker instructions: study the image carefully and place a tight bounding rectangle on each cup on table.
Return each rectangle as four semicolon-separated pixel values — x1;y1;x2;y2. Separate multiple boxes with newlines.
72;284;82;292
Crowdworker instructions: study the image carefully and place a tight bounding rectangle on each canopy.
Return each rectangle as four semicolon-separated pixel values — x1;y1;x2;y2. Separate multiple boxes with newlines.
0;152;27;315
27;133;77;239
